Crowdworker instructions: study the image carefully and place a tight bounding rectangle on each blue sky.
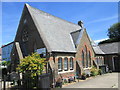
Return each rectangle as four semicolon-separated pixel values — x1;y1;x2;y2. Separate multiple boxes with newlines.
2;2;118;46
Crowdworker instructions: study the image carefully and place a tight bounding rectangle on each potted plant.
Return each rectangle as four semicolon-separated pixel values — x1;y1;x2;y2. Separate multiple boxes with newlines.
81;73;86;80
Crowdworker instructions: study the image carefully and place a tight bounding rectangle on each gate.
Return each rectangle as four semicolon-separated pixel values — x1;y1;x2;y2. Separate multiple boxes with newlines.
37;74;50;89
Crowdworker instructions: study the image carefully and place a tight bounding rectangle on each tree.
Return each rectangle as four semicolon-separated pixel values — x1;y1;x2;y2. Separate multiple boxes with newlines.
99;22;120;44
16;53;47;88
108;22;120;40
2;61;10;66
17;53;47;78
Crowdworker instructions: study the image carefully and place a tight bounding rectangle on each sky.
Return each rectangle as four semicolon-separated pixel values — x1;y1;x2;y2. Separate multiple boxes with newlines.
2;2;118;46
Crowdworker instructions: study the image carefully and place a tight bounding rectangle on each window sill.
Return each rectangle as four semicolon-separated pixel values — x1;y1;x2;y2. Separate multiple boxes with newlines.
58;69;62;72
83;67;92;70
58;70;74;74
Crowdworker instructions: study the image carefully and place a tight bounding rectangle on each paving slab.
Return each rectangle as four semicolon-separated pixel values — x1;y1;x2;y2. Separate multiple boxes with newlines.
63;73;118;88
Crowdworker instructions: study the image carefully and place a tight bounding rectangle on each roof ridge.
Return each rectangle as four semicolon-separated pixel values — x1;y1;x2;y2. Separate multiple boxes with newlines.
27;4;80;27
99;41;120;46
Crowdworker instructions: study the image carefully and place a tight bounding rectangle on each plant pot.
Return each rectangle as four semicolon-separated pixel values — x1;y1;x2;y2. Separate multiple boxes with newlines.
81;75;86;80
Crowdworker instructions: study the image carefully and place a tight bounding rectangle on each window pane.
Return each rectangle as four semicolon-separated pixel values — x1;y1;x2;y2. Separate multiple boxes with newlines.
58;58;62;71
70;57;74;69
89;51;91;67
85;46;88;68
64;57;68;70
82;51;85;68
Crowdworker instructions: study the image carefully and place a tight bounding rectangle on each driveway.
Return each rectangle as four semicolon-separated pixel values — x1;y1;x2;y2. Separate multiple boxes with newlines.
63;73;118;88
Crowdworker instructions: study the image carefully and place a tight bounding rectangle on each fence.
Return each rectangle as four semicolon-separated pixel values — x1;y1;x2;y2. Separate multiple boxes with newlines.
1;73;51;89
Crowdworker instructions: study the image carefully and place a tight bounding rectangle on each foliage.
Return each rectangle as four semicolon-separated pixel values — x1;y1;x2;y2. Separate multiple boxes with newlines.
2;61;10;66
90;66;99;76
99;38;119;44
81;72;86;80
99;22;120;44
17;53;46;78
82;72;86;76
108;23;120;39
98;69;102;75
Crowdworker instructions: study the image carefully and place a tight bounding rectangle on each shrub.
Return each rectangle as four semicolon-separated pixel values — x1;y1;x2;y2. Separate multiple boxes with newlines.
90;67;99;76
98;69;102;75
81;72;86;80
16;53;47;88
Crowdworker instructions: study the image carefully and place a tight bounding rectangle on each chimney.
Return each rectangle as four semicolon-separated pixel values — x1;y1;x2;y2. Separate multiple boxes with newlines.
78;20;84;28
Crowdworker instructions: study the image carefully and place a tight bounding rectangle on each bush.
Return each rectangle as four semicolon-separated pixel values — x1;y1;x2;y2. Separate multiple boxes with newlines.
90;67;99;76
16;53;47;88
98;69;102;75
81;73;86;80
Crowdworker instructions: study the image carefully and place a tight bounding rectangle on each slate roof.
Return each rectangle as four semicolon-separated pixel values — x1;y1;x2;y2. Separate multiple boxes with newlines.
93;45;105;55
90;39;105;55
71;30;81;46
70;29;85;47
26;4;81;53
99;42;120;54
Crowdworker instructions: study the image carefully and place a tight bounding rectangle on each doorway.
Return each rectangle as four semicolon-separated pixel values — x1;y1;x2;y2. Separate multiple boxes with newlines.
76;61;81;77
113;56;120;72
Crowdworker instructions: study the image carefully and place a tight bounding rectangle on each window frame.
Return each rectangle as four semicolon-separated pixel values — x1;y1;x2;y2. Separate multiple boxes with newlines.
64;57;68;71
82;50;85;68
58;57;62;72
85;46;88;68
70;57;74;70
88;51;91;67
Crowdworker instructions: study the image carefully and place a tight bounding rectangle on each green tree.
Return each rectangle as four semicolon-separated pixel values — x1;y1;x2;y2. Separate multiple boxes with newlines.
2;61;10;66
2;61;7;66
108;22;120;40
17;53;47;88
17;53;46;78
99;22;120;44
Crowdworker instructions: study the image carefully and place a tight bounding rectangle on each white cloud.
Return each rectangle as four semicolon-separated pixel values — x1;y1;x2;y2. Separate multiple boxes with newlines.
88;15;118;24
94;38;109;43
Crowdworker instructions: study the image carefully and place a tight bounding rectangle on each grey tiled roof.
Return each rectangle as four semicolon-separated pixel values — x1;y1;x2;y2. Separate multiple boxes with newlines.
99;42;120;54
26;4;81;53
70;29;84;47
93;45;105;55
71;30;81;46
90;39;105;55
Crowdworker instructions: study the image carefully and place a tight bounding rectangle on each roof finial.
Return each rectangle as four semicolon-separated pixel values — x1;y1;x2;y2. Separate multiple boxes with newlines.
78;20;84;28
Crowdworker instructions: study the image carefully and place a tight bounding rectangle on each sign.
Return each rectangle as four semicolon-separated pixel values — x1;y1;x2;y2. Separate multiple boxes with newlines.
37;48;46;57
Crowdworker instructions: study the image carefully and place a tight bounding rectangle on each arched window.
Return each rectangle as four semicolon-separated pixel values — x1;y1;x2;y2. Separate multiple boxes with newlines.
89;51;91;67
64;57;68;71
85;46;88;68
70;57;74;70
58;57;62;72
82;51;85;68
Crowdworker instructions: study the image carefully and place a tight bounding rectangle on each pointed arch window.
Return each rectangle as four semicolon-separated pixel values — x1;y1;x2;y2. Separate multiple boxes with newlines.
70;57;74;70
64;57;68;71
82;50;85;68
88;51;91;67
85;46;88;68
58;57;62;72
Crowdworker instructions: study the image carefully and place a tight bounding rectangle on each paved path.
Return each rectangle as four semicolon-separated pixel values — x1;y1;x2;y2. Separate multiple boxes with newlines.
63;73;118;88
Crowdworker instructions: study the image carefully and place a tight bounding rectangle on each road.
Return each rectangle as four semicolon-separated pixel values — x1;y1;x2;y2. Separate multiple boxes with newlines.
63;73;118;88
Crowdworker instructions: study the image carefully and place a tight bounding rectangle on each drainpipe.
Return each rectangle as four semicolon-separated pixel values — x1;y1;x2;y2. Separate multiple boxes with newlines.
112;56;115;71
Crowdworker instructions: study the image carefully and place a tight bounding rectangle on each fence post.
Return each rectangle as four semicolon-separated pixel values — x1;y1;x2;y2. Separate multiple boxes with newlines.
3;75;6;90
